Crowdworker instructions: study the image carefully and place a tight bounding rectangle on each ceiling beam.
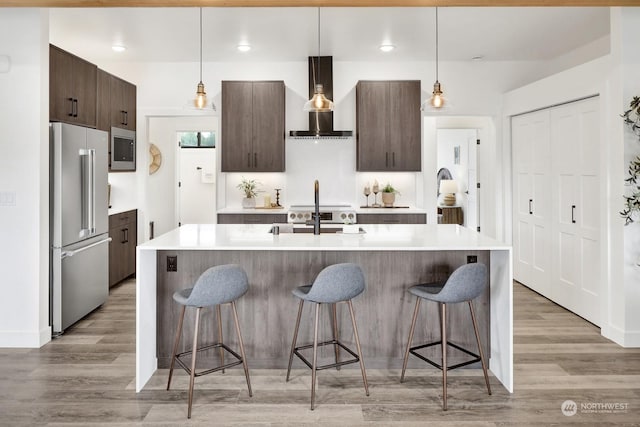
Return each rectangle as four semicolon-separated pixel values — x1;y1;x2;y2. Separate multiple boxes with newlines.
0;0;637;6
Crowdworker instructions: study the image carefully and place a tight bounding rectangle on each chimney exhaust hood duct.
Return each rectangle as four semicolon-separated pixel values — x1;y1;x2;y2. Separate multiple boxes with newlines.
289;56;353;140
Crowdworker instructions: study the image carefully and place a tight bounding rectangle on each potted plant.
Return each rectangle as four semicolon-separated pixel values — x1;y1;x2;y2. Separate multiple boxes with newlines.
381;183;400;207
237;177;261;208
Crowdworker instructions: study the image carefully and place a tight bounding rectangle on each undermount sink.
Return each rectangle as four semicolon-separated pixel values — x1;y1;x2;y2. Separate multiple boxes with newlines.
269;225;365;234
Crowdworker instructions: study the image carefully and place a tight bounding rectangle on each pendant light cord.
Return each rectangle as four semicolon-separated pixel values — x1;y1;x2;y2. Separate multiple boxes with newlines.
435;7;439;82
310;7;321;88
199;7;203;82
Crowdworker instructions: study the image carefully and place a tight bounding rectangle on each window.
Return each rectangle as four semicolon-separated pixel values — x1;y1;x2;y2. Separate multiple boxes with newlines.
178;131;216;148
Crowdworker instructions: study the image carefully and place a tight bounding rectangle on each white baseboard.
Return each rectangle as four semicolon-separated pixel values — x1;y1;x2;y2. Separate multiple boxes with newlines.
0;326;51;348
601;324;640;347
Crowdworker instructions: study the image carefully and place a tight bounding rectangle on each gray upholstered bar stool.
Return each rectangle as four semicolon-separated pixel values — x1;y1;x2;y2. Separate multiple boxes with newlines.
167;264;252;419
286;263;370;410
400;263;492;410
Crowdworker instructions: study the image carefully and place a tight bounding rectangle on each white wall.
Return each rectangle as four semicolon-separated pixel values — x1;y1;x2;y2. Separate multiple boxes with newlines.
615;7;640;347
0;9;50;347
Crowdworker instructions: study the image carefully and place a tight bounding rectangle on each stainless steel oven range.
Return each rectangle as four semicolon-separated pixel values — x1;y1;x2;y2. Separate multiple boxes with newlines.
287;204;357;224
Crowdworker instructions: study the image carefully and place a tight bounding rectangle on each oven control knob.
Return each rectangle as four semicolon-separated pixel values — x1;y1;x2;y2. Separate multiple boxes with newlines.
341;213;346;220
348;213;354;219
304;213;311;220
289;213;296;220
297;213;303;219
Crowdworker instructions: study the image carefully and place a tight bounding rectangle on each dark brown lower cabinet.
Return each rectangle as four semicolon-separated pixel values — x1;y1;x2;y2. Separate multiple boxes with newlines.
357;213;427;224
217;213;287;224
109;209;137;287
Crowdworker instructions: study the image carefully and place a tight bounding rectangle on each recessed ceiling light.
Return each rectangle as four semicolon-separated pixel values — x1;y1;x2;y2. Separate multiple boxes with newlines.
112;45;126;53
379;44;395;52
471;55;484;61
237;44;251;52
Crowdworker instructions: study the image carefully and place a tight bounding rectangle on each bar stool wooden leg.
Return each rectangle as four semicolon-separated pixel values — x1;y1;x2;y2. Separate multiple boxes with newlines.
167;305;185;390
187;307;201;419
286;300;304;382
469;301;492;395
348;300;369;396
216;305;225;374
231;301;252;397
441;303;448;411
331;303;340;370
311;302;320;410
400;298;421;382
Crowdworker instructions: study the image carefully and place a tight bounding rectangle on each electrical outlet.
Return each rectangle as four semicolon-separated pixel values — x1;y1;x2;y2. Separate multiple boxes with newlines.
467;255;478;264
167;255;177;272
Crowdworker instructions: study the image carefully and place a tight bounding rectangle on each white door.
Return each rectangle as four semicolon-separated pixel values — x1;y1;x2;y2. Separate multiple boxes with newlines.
550;97;600;325
177;145;216;225
512;111;552;295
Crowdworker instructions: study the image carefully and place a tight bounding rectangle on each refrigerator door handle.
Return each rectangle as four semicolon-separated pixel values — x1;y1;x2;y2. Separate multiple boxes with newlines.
79;148;96;238
62;236;112;259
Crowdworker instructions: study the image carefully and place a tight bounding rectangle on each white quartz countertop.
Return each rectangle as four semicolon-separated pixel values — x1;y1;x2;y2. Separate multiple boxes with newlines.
139;223;509;251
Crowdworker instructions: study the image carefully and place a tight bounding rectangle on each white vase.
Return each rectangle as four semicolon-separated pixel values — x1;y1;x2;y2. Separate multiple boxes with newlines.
242;197;256;209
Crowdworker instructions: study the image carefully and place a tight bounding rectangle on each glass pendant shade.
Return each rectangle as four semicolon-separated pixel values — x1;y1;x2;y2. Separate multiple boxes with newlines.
194;81;207;109
422;80;449;111
303;84;334;112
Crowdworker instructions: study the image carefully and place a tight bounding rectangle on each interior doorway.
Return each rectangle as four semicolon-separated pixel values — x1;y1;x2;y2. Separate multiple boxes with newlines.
176;131;216;226
436;128;479;230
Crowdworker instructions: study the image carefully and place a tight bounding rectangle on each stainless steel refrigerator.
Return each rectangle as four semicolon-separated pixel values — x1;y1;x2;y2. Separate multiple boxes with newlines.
50;122;110;334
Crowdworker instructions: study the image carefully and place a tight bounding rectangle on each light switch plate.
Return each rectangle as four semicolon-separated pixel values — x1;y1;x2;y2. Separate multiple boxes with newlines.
0;191;16;206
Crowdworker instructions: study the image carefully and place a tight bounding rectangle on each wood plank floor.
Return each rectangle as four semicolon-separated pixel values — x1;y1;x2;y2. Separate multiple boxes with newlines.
1;279;639;425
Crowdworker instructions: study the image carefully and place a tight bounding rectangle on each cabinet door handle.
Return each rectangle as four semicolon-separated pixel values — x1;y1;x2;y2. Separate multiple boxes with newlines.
68;98;74;117
392;152;396;167
529;199;533;215
247;153;251;168
254;153;257;168
125;111;128;126
571;205;576;224
73;99;78;117
385;152;389;167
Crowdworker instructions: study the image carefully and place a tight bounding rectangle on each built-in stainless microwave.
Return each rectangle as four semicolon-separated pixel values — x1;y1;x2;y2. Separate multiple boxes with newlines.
110;127;136;171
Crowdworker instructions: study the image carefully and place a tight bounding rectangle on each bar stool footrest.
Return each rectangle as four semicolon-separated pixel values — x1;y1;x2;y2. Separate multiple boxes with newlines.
409;341;481;371
174;343;244;377
294;339;360;371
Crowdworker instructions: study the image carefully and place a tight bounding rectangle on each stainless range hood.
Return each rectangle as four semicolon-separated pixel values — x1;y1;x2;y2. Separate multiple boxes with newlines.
289;56;353;140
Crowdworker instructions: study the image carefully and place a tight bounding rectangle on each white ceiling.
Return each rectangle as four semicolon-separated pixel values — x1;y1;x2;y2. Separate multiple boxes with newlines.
49;7;610;64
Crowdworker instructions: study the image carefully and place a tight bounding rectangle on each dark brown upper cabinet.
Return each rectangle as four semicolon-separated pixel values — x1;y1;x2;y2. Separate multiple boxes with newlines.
97;69;136;133
221;81;285;172
50;44;97;128
356;80;421;172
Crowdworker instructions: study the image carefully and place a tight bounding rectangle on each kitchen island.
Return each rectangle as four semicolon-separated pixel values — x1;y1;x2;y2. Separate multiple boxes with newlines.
136;224;512;393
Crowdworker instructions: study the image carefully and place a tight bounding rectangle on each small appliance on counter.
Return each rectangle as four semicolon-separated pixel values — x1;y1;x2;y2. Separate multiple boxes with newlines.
50;122;110;335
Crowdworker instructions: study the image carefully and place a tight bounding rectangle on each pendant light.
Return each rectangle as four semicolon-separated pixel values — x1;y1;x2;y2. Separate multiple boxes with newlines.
303;8;334;113
194;7;207;109
422;7;449;111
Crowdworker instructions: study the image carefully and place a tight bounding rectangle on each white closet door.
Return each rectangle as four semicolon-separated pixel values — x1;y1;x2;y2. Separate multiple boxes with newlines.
550;97;600;325
512;111;552;295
